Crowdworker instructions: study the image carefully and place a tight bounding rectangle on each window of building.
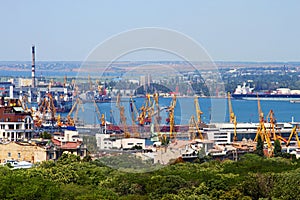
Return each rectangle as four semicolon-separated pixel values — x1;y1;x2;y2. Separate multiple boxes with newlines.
18;153;21;158
7;132;10;137
127;143;134;145
8;125;14;130
8;152;11;157
2;132;4;137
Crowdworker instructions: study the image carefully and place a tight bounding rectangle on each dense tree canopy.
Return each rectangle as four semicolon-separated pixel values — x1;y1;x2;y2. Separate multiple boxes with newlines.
1;153;300;199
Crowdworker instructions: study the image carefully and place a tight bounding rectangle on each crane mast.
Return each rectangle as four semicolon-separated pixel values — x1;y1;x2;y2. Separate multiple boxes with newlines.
255;96;273;156
267;110;277;140
168;95;176;139
228;92;237;141
153;93;162;139
88;75;105;127
130;96;139;138
116;93;130;138
188;115;204;140
257;95;264;123
194;96;203;124
67;97;84;126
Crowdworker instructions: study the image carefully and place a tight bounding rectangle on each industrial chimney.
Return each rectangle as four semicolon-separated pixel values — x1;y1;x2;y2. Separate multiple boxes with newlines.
31;45;36;88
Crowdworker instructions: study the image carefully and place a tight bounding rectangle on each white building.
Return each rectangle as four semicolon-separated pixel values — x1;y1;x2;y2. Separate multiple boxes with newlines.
96;134;145;150
203;127;231;144
0;103;34;142
53;130;82;142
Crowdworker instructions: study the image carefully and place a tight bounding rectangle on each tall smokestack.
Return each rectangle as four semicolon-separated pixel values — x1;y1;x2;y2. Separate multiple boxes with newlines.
31;45;36;88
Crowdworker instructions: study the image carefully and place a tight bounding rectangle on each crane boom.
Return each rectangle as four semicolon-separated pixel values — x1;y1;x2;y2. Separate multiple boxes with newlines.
287;125;300;147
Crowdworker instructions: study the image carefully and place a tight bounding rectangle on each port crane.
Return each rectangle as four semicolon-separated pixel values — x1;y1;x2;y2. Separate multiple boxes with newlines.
63;75;67;87
67;97;84;126
167;95;177;140
116;93;130;138
137;94;153;126
254;96;273;155
228;92;237;142
36;93;56;127
153;93;162;141
57;114;62;127
88;75;105;127
266;110;287;144
144;94;154;125
188;115;204;140
47;93;56;122
194;96;203;124
286;125;300;147
129;96;139;138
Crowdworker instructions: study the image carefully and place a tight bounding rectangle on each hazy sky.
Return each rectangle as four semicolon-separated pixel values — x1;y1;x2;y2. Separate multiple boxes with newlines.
1;0;299;61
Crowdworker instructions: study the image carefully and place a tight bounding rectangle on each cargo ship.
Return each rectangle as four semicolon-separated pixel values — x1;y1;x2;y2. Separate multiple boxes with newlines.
231;83;300;101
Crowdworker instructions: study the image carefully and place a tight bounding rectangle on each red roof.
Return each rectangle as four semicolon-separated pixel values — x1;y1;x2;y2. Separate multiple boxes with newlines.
51;138;82;150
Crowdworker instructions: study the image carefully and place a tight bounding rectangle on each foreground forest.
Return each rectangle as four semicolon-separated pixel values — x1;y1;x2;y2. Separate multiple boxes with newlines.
1;154;300;200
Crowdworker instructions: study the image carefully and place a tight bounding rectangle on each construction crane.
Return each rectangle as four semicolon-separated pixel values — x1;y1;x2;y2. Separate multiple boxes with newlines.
188;115;204;140
116;93;130;138
228;92;237;142
286;125;300;147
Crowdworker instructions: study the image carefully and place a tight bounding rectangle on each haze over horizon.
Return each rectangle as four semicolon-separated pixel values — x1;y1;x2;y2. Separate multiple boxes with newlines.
1;1;299;62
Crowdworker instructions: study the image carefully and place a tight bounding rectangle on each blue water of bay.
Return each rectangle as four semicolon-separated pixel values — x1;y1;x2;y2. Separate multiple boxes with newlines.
56;97;300;126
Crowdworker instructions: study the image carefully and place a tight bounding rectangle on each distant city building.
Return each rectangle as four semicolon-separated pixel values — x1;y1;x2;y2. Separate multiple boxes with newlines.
128;79;139;84
140;74;152;91
18;78;33;87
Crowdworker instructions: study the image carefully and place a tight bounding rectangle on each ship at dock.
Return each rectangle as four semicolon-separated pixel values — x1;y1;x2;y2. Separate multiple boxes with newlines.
231;82;300;101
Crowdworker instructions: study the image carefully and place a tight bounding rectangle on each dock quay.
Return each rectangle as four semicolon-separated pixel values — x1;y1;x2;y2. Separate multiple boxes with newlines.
76;124;190;138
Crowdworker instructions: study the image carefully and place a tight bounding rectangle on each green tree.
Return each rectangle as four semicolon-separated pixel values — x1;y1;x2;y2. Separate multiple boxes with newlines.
255;135;264;157
40;131;52;139
273;139;282;157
